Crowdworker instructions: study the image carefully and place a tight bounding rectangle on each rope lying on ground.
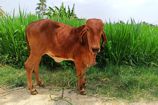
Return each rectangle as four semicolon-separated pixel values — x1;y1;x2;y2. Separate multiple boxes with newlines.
49;87;73;105
1;86;73;104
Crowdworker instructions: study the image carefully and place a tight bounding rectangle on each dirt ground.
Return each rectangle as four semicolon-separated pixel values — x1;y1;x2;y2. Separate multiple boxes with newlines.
0;86;158;105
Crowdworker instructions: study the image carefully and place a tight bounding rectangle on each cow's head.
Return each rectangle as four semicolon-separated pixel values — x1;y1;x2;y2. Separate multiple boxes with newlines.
79;19;107;55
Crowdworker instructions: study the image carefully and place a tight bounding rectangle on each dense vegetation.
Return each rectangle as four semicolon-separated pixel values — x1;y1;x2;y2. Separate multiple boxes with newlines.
0;11;158;67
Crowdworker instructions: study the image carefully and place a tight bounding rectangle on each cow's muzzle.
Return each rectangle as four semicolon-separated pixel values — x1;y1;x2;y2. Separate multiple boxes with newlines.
92;48;100;54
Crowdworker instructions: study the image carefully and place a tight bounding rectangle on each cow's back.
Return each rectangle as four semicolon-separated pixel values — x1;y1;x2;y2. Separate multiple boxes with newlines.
26;19;75;57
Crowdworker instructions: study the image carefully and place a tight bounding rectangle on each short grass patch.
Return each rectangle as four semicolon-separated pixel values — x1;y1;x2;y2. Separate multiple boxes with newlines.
0;64;158;101
0;65;26;88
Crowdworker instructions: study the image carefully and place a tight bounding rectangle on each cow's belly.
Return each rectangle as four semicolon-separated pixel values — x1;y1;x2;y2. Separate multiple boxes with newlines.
46;51;74;63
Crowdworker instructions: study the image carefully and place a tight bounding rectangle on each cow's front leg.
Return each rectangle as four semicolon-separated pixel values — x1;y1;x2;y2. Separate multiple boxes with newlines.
75;61;87;95
78;74;86;95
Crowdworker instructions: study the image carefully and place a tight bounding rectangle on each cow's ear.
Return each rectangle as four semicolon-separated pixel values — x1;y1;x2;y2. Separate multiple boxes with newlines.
77;25;88;45
101;31;107;49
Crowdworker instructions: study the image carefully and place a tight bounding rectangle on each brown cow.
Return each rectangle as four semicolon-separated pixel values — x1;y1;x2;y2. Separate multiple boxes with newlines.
24;18;107;95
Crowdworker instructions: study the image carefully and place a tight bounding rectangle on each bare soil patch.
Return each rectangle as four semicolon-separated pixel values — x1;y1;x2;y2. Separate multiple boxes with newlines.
0;87;158;105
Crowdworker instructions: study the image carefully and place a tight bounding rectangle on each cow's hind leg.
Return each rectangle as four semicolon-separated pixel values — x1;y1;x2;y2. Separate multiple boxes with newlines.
34;57;44;87
24;53;41;95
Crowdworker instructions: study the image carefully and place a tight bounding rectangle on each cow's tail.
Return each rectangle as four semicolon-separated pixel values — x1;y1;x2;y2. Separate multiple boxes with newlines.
25;27;30;55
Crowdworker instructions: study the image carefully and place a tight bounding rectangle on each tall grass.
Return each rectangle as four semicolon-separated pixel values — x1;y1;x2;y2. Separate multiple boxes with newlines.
104;21;158;66
0;11;40;66
0;12;158;67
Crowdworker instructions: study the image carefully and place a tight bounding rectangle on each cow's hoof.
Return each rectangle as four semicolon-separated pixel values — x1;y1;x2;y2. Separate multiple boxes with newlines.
37;81;45;87
30;89;38;95
80;89;86;95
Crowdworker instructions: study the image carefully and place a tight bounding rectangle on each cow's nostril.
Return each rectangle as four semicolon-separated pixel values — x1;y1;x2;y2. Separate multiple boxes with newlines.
92;48;100;53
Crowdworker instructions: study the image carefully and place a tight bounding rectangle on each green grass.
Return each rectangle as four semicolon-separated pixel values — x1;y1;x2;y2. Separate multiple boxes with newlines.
103;21;158;66
0;12;158;67
0;65;26;87
0;65;158;101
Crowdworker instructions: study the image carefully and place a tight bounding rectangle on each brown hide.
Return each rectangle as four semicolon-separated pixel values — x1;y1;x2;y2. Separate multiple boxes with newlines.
25;19;107;95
